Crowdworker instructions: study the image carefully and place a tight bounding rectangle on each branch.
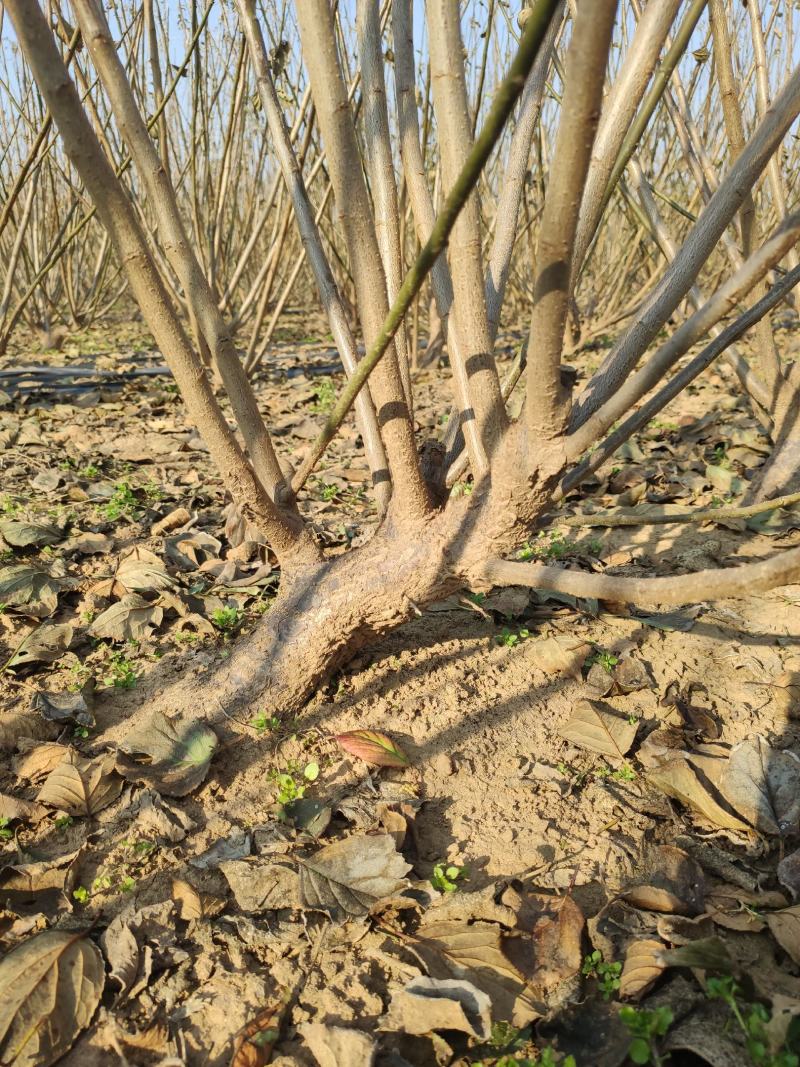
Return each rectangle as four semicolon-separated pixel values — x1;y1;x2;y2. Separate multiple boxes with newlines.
4;0;317;565
291;0;562;493
357;0;412;409
393;0;488;476
572;60;800;430
525;0;618;439
558;259;800;500
295;0;429;517
570;0;682;281
478;546;800;608
565;212;800;462
236;0;390;512
74;0;294;509
560;490;800;529
485;2;563;339
426;0;507;457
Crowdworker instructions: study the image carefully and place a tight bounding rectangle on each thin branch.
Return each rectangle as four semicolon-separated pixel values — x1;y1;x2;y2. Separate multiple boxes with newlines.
572;60;800;430
560;490;800;529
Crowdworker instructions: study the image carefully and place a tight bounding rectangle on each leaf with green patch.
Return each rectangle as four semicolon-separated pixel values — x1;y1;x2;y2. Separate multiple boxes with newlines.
115;709;218;796
335;730;410;768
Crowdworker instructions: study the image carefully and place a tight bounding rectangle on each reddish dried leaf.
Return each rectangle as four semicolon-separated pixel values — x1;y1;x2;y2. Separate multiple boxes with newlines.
230;992;290;1067
334;730;410;768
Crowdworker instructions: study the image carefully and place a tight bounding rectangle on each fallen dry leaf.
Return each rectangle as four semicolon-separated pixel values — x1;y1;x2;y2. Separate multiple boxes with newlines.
220;858;301;911
659;936;735;974
529;895;585;998
382;976;492;1038
334;729;410;768
36;749;122;816
32;686;94;728
100;900;177;1001
0;519;63;548
410;918;542;1027
13;741;71;782
647;758;751;833
623;846;705;916
171;877;225;920
116;546;175;593
559;699;637;760
619;938;666;999
532;634;592;680
8;623;74;668
0;563;61;616
0;844;83;914
298;833;411;919
231;992;292;1067
0;792;48;825
301;1022;376;1067
767;906;800;966
0;930;104;1066
88;594;164;642
717;736;800;836
778;849;800;899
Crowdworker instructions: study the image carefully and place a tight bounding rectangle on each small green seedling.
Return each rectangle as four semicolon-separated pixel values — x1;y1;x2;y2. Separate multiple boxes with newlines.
72;885;90;905
318;482;339;501
103;650;138;689
582;950;622;1000
0;817;12;841
619;1005;673;1066
103;481;139;520
430;862;467;894
517;531;575;562
310;379;336;414
55;814;73;830
588;648;619;673
707;977;799;1067
252;712;280;734
211;606;242;633
496;626;531;648
270;760;320;808
538;1051;577;1067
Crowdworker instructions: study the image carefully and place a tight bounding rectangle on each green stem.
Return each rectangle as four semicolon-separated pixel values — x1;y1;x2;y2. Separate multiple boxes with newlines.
291;0;561;493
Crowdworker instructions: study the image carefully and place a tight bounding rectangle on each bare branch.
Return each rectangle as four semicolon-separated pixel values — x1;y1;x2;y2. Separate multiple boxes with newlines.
236;0;391;511
478;546;800;608
525;0;618;439
572;61;800;430
3;0;316;564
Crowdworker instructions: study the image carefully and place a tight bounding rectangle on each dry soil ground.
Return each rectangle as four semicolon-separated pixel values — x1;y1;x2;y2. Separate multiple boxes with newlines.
1;313;800;1067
